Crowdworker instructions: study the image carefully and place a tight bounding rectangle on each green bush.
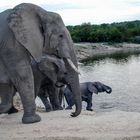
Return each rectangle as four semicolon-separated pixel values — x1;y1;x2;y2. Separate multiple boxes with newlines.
67;20;140;43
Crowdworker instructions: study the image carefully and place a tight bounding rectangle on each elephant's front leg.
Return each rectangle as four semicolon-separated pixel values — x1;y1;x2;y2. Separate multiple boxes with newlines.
86;93;93;111
0;38;41;123
38;90;52;112
64;91;74;110
12;66;41;124
2;60;41;123
49;87;63;111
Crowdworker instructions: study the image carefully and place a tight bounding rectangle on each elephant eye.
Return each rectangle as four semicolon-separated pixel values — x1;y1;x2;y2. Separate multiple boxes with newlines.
59;34;63;38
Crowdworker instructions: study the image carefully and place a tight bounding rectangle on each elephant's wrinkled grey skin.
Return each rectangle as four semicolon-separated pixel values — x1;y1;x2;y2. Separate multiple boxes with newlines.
33;55;66;112
63;82;112;111
0;84;17;114
38;78;64;112
0;3;81;123
0;54;66;114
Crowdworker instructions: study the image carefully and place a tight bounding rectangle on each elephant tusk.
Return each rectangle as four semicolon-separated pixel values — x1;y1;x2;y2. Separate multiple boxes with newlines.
66;58;81;75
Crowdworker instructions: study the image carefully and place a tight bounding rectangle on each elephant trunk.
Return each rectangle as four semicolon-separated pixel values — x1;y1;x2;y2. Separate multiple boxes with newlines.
104;86;112;94
68;74;82;117
65;59;82;117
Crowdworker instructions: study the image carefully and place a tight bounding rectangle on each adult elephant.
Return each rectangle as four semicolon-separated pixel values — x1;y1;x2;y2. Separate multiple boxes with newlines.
62;82;112;111
0;3;81;123
2;54;65;114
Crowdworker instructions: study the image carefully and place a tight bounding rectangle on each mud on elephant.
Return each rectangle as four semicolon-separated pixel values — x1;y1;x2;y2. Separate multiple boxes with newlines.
0;3;81;124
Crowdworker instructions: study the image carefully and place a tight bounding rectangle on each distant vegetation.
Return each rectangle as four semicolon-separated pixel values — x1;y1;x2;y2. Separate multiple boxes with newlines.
67;20;140;43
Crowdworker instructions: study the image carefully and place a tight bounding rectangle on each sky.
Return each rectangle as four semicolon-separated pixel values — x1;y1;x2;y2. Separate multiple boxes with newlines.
0;0;140;25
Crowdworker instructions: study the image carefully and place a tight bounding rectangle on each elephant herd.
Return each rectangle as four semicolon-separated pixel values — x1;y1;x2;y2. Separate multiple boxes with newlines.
7;81;112;114
0;3;112;124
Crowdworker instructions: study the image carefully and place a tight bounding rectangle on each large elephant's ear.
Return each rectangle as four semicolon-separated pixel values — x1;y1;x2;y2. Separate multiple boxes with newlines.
38;58;57;83
8;4;44;62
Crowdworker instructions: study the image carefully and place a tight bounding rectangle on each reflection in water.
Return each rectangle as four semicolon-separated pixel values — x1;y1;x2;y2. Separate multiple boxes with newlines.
79;53;140;112
99;102;115;109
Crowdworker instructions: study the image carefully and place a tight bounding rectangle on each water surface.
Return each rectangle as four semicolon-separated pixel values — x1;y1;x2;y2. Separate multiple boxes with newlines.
79;54;140;112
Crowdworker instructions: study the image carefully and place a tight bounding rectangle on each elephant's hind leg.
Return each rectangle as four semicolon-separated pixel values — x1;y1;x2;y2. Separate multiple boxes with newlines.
0;84;14;113
7;105;18;114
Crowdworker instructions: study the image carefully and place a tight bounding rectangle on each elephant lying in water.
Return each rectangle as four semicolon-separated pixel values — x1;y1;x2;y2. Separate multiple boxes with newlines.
0;3;81;123
63;82;112;111
0;54;65;114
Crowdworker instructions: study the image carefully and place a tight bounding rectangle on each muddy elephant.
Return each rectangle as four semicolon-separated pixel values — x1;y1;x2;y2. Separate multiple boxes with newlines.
0;3;81;124
63;82;112;111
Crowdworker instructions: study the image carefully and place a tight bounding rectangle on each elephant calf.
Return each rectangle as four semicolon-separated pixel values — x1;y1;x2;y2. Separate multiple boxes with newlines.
63;82;112;111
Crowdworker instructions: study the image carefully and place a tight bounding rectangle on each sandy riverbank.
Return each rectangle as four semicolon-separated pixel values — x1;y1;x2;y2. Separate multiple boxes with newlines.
1;110;140;140
75;42;140;61
1;43;140;140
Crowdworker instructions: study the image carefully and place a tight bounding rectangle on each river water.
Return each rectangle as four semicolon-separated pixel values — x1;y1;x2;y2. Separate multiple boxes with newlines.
36;53;140;113
79;53;140;112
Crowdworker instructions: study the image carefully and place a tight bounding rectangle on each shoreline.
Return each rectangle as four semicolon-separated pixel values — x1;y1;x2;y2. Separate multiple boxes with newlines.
1;110;140;140
75;42;140;62
1;42;140;140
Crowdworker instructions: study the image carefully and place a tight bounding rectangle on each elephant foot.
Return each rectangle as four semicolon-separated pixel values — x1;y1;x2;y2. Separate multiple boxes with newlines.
45;107;52;112
66;106;72;110
86;108;93;111
45;105;53;112
57;106;63;110
8;106;18;114
0;104;11;114
22;113;41;124
53;106;63;111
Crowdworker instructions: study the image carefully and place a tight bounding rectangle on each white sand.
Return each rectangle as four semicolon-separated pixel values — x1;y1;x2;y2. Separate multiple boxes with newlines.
1;110;140;140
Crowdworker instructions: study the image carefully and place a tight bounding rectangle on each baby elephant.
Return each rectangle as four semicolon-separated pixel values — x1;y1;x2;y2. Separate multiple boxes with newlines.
64;82;112;111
